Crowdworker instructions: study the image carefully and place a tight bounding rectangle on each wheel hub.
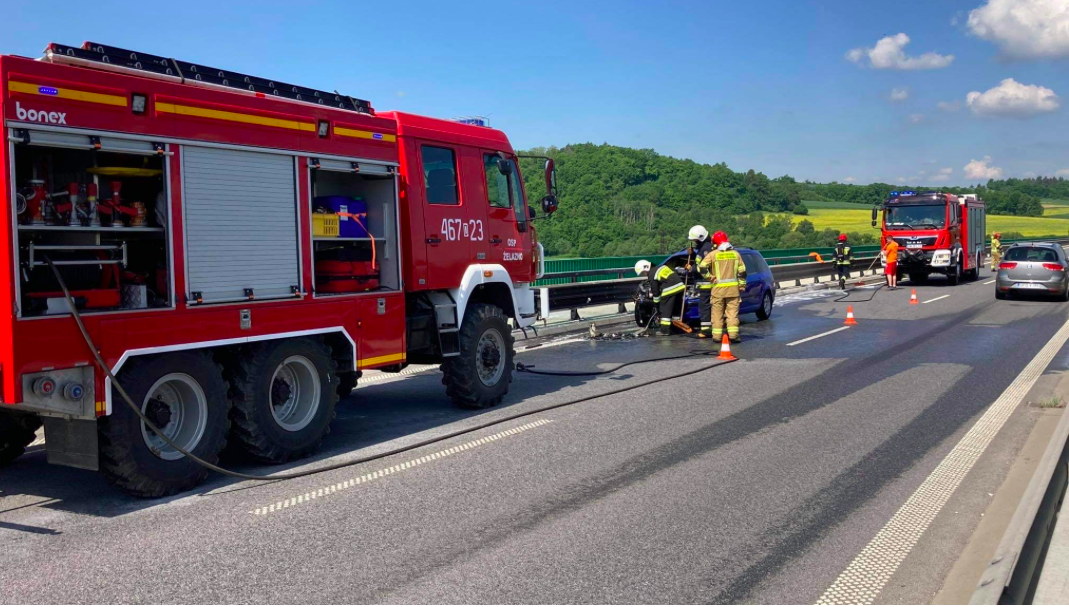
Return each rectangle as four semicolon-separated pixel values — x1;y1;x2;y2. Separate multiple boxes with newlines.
144;397;173;430
272;377;293;405
476;329;506;386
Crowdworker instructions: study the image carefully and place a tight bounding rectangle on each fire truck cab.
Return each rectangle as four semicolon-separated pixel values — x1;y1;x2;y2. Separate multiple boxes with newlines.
0;43;558;496
873;191;986;284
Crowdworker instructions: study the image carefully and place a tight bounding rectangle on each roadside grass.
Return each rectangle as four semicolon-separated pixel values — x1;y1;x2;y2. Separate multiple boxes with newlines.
1031;396;1066;409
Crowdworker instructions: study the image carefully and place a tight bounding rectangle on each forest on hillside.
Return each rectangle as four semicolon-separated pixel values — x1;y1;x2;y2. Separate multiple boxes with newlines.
518;143;1055;257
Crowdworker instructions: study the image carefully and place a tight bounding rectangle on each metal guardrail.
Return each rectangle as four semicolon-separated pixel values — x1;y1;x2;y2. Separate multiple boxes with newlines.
541;253;884;317
541;238;1069;318
971;405;1069;604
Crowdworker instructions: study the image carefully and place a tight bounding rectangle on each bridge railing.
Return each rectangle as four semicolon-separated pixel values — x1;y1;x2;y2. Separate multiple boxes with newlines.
538;237;1069;318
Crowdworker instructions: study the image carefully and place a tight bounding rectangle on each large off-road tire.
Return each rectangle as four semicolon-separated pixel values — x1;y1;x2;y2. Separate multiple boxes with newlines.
336;372;358;399
755;291;773;321
442;303;515;410
227;338;339;463
0;412;42;466
99;351;231;498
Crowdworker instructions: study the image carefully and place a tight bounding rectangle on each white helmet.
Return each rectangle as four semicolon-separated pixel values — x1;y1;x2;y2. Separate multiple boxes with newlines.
634;260;652;276
688;225;709;241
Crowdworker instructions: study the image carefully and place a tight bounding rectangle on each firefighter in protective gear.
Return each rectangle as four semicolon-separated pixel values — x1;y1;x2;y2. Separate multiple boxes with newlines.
990;232;1002;271
686;225;714;337
699;231;746;342
834;233;852;290
649;261;686;335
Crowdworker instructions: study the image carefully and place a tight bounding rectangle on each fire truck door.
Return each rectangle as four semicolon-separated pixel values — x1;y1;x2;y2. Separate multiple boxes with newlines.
481;152;532;282
415;143;471;290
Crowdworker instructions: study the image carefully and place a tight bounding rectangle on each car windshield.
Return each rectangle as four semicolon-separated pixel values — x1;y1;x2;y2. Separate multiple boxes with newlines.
1004;247;1059;262
885;205;946;229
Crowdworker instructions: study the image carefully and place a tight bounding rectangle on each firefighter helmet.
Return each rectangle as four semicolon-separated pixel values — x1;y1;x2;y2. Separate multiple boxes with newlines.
688;225;709;242
712;231;728;245
634;260;652;276
839;233;848;242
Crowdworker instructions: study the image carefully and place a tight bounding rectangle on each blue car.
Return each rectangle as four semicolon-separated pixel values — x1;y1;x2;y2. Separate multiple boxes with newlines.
635;247;777;328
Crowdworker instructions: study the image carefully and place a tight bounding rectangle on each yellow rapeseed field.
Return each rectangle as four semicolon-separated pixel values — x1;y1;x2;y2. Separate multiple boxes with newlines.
782;201;1069;237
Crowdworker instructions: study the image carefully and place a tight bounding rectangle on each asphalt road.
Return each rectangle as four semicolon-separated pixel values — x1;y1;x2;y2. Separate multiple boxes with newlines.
2;269;1068;604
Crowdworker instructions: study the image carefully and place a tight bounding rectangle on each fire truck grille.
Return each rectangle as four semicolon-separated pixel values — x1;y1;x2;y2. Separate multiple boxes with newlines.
893;236;937;247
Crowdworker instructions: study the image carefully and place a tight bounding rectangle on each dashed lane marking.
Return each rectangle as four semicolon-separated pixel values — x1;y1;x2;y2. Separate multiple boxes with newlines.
984;280;996;285
817;316;1069;605
921;294;950;304
786;326;851;347
249;419;553;516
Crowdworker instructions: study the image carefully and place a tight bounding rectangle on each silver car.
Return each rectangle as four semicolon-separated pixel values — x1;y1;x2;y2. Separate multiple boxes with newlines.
995;242;1069;301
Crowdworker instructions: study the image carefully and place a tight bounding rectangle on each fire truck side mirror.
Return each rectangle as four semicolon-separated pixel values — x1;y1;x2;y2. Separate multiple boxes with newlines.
496;155;513;176
544;159;557;196
541;195;559;216
871;207;878;227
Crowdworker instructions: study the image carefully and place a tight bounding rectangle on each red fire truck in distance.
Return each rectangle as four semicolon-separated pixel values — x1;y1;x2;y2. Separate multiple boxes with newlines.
0;43;558;496
872;191;986;284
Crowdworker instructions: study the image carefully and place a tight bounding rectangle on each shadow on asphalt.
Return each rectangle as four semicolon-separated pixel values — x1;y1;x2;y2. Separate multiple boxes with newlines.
0;331;728;524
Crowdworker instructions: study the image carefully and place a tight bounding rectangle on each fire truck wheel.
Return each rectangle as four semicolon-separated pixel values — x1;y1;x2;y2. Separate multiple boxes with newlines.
99;351;230;498
947;258;962;286
442;303;515;409
227;339;339;463
0;412;42;466
336;373;358;398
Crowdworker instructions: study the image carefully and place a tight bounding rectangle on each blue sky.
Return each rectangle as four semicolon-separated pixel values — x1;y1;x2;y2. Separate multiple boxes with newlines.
7;0;1068;186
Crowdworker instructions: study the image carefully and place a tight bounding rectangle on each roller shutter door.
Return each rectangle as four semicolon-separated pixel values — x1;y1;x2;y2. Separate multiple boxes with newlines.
183;147;299;303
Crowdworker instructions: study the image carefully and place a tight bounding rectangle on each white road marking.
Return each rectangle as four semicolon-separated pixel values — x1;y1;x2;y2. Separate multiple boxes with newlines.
921;294;950;304
786;326;851;346
249;419;553;516
983;280;996;285
817;316;1069;605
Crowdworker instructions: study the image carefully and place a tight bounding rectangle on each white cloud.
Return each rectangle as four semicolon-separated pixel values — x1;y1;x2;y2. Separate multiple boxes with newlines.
1057;169;1069;177
396;91;407;97
964;156;1005;180
896;176;908;183
843;176;857;183
1025;171;1038;178
937;100;961;111
908;113;926;124
890;87;909;102
930;167;954;182
846;33;954;70
966;78;1060;117
967;0;1069;60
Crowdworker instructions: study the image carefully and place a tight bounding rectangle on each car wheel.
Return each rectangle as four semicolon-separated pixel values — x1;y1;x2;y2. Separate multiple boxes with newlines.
0;412;42;466
755;291;773;321
995;288;1006;300
1061;283;1069;302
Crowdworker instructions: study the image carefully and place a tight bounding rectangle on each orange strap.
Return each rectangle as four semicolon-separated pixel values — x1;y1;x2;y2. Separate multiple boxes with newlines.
335;212;377;271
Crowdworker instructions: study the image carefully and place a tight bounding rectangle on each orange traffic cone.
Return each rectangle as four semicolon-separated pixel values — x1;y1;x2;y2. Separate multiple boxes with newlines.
718;334;737;360
910;289;919;305
844;305;858;325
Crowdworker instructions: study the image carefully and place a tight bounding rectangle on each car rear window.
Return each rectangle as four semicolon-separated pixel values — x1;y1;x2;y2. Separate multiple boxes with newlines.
1003;247;1060;262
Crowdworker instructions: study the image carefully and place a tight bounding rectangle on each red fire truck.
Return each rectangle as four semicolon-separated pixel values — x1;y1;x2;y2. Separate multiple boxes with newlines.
872;191;986;284
0;42;558;496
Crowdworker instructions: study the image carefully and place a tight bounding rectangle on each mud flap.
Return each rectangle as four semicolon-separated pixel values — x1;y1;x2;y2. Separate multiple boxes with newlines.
42;417;99;471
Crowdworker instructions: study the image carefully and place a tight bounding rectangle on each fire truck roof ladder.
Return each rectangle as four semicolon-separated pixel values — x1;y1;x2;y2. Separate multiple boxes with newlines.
42;42;373;115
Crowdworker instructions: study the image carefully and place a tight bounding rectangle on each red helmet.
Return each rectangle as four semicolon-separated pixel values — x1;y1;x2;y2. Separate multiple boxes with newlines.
838;234;848;242
712;231;728;245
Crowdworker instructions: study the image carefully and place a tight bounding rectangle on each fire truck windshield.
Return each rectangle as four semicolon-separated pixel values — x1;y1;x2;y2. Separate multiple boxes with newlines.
885;205;946;230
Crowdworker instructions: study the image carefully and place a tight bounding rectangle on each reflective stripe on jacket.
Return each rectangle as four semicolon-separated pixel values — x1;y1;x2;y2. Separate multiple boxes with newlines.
700;249;746;297
835;244;852;266
650;264;683;302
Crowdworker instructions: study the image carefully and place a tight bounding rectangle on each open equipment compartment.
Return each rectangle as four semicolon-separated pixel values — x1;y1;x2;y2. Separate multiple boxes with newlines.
9;129;171;317
309;158;400;296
